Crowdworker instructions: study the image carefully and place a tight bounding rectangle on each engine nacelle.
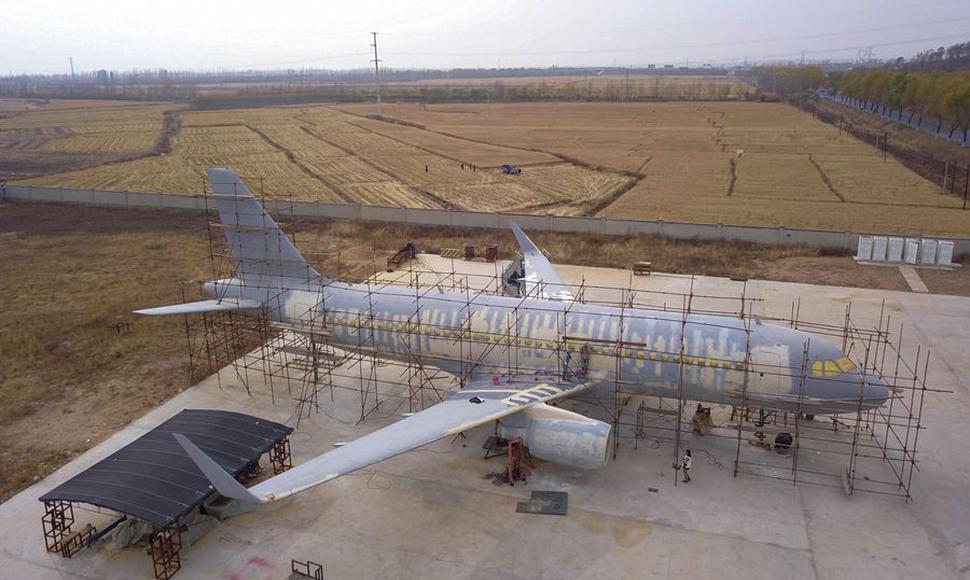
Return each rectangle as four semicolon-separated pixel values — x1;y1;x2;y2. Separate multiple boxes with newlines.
497;404;612;469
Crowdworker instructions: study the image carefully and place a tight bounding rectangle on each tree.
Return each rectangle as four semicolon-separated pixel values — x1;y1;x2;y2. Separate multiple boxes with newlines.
943;78;970;142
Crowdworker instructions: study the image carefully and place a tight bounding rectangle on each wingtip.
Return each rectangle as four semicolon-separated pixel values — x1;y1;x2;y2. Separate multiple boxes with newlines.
173;433;261;503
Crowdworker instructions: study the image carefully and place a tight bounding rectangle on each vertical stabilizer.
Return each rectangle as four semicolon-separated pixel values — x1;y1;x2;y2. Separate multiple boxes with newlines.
509;221;574;301
207;168;323;290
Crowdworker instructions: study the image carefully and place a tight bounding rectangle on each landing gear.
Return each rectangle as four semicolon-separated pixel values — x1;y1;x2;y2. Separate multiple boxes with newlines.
507;438;533;486
774;432;794;453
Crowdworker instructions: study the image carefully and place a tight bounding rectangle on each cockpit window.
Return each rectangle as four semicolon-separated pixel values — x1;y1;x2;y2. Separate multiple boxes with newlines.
835;356;856;373
811;356;857;377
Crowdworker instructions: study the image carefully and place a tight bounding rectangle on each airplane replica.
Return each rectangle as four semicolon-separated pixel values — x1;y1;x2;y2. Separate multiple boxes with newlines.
137;168;889;504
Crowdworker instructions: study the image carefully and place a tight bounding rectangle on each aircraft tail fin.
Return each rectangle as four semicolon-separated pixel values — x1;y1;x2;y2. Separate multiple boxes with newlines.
509;221;574;301
207;168;323;289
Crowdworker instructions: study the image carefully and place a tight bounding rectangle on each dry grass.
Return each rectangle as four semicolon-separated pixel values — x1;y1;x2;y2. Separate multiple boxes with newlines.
0;204;211;501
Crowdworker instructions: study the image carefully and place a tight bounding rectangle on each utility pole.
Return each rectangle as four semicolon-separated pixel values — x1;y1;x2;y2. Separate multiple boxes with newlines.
69;57;75;80
370;32;383;117
624;67;630;102
963;163;970;211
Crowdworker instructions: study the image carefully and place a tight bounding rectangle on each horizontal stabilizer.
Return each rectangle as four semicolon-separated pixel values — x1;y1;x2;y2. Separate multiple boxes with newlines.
133;298;262;316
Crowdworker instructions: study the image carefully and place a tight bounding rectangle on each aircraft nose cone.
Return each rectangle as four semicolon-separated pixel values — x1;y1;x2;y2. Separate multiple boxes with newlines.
861;373;891;407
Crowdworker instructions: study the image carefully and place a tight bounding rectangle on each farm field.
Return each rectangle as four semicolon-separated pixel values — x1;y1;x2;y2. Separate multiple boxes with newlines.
6;97;970;234
20;104;630;214
0;98;174;178
340;102;970;236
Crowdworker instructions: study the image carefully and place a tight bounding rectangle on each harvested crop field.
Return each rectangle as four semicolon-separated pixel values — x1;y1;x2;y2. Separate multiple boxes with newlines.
8;98;970;234
0;98;176;178
18;104;630;215
340;102;970;236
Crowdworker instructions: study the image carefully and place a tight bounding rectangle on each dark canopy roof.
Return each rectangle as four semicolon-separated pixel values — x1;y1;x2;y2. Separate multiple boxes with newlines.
40;409;292;528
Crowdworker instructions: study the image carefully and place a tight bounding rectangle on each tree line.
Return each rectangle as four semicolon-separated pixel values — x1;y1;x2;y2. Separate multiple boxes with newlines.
832;69;970;141
749;66;825;95
900;41;970;73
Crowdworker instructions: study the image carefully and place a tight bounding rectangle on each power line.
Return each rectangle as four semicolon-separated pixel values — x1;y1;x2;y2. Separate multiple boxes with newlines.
374;0;968;40
382;17;970;58
697;32;970;66
229;51;372;71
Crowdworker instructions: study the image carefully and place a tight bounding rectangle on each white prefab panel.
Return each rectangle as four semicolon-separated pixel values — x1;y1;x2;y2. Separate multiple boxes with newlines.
904;238;919;264
904;240;920;264
872;237;889;262
887;237;904;262
920;239;938;265
937;241;955;266
856;236;873;260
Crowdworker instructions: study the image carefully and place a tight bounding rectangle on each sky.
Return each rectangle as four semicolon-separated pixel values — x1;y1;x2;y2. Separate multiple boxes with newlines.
3;0;970;74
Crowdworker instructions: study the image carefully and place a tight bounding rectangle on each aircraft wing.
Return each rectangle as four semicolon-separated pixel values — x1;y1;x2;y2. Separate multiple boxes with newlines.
174;376;588;503
509;221;574;301
133;298;262;316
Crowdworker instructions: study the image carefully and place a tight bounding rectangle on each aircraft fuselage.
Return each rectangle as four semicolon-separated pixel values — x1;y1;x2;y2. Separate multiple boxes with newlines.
207;277;889;415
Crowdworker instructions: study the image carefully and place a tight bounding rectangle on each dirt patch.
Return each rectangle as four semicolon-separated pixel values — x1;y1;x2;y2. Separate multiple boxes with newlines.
155;108;183;154
916;265;970;297
758;256;910;292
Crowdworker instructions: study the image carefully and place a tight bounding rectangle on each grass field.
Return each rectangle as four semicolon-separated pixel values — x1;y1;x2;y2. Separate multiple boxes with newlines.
5;97;970;234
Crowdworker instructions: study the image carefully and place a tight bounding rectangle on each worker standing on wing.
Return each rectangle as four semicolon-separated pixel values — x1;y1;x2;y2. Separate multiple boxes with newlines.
681;449;692;483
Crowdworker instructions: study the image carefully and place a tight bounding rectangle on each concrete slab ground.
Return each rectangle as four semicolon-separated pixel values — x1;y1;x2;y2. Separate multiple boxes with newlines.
2;256;969;580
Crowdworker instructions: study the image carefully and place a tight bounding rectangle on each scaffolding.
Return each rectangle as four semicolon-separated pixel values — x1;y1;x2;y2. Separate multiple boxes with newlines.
182;176;943;502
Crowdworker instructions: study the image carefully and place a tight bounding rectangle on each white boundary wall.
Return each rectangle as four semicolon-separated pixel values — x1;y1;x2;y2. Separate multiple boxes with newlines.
3;184;969;254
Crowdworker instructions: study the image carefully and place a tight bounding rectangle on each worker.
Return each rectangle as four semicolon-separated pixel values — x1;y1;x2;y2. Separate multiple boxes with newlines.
681;449;692;483
461;163;465;170
578;343;591;378
691;404;712;435
425;165;429;172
